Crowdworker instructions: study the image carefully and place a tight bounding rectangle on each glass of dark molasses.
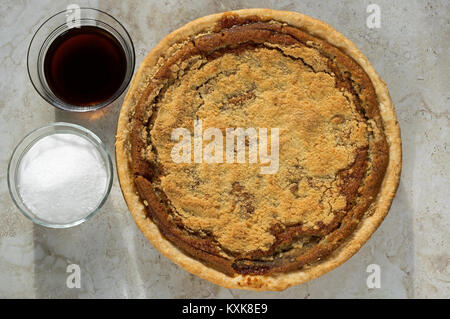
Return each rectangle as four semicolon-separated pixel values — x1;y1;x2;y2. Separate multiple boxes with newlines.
27;7;135;112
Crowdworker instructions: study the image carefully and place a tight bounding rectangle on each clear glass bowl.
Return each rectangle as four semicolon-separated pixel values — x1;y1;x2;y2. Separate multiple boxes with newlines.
7;122;113;228
27;7;135;112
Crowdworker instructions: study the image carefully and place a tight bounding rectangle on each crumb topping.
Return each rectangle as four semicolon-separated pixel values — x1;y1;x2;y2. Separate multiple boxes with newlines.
130;17;389;275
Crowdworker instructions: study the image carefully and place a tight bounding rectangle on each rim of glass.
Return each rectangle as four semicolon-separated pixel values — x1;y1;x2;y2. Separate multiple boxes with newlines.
7;122;114;228
27;7;135;112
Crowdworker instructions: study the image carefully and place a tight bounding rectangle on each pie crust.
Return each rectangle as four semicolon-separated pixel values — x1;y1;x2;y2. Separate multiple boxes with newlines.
116;9;401;291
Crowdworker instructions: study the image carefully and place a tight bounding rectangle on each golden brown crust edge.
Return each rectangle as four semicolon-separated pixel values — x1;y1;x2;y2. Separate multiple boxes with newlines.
115;8;402;291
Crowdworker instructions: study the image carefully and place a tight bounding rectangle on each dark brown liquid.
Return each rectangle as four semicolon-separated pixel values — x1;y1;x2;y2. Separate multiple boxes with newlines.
44;26;127;106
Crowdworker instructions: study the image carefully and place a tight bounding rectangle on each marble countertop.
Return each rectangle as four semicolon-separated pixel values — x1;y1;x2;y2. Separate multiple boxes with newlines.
0;0;448;298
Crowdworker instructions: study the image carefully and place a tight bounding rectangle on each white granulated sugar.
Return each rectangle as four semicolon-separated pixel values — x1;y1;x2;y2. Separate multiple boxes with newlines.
18;133;108;224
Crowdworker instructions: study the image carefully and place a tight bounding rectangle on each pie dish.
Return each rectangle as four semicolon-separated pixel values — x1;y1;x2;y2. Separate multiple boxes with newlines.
116;9;401;291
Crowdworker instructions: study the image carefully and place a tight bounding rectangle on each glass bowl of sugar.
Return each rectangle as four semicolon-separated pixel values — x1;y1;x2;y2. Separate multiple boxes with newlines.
8;122;113;228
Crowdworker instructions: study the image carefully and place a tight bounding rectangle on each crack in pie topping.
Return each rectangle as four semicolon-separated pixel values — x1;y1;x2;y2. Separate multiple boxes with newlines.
129;14;389;276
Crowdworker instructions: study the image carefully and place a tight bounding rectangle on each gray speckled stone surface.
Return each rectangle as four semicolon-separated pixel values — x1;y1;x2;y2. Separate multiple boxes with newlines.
0;0;448;298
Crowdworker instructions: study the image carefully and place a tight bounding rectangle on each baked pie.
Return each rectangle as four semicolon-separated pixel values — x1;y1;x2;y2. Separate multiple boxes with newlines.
116;9;401;291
